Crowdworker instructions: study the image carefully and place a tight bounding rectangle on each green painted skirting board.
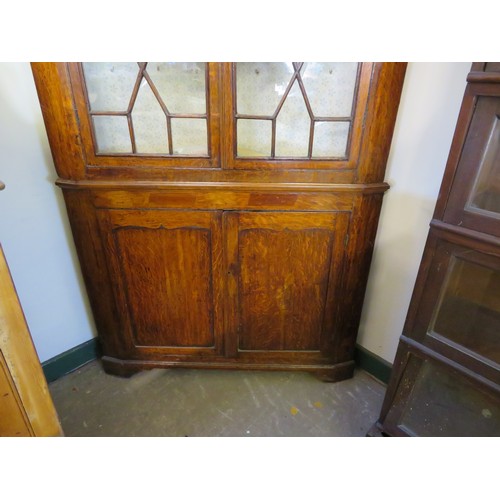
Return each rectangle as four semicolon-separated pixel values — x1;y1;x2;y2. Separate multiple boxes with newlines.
42;338;101;383
353;345;393;385
42;339;392;385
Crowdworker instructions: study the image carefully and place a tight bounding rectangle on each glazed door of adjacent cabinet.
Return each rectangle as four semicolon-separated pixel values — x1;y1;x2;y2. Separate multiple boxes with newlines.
443;90;500;237
224;211;350;362
403;235;500;385
97;209;225;359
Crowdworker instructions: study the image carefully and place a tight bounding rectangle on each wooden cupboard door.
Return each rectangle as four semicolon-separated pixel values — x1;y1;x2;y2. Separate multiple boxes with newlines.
224;211;350;358
98;210;224;357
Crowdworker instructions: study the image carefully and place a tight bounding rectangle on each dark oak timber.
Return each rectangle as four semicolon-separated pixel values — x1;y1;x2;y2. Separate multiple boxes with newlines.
373;63;500;436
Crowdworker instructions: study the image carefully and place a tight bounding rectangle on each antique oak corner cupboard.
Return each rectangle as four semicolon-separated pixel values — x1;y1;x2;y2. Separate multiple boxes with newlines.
32;62;406;381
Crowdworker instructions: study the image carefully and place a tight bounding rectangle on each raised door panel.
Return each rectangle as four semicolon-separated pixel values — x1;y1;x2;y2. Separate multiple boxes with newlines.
98;210;223;357
224;211;350;360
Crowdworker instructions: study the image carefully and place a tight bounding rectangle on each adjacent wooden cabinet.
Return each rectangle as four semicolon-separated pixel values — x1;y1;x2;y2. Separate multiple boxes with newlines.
32;62;406;381
0;181;63;437
371;63;500;436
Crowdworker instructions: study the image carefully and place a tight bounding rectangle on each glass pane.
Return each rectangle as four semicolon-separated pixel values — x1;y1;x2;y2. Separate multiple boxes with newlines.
82;62;139;112
171;118;208;155
92;116;132;153
302;62;358;117
237;119;272;157
275;80;310;157
467;116;500;215
312;121;350;157
131;80;169;153
400;359;500;436
146;62;206;114
430;256;500;364
236;62;294;116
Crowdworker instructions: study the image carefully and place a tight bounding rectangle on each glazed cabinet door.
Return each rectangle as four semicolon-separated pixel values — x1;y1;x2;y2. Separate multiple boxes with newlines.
224;211;350;365
97;209;224;359
442;90;500;237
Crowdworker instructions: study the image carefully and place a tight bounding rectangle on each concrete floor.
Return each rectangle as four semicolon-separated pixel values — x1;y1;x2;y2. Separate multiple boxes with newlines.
48;360;385;437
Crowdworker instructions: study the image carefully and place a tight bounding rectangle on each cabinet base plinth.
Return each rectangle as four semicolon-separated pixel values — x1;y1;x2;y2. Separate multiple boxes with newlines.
101;355;355;383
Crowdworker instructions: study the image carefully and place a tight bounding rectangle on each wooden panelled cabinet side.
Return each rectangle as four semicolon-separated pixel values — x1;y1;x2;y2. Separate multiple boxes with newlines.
32;62;406;381
370;62;500;436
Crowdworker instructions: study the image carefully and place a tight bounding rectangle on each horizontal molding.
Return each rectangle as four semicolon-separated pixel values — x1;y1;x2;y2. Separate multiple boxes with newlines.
42;338;101;383
56;178;390;194
430;219;500;249
467;71;500;84
400;335;500;394
42;337;391;385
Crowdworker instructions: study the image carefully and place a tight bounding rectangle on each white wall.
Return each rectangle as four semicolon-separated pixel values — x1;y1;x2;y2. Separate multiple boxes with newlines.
0;62;471;365
357;62;472;363
0;63;97;363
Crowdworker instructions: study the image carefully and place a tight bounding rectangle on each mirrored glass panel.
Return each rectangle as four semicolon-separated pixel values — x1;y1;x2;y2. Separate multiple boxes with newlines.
467;116;500;216
234;62;358;159
429;255;500;365
82;62;208;156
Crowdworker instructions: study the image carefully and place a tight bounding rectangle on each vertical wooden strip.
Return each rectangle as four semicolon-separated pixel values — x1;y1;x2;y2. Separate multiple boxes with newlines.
356;63;408;183
219;63;235;167
31;63;87;180
271;119;277;158
63;190;125;356
338;193;385;361
223;212;240;357
127;114;137;153
308;119;315;158
211;211;225;355
166;115;174;155
320;212;351;358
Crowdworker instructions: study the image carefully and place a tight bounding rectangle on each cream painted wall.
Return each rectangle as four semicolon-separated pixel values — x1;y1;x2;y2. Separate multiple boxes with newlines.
0;62;471;365
0;63;97;363
357;62;472;363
